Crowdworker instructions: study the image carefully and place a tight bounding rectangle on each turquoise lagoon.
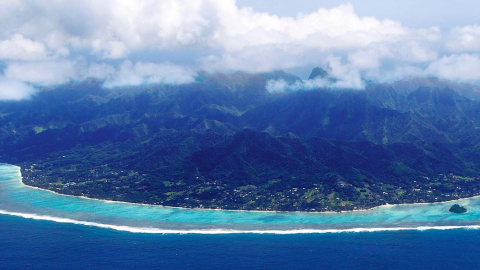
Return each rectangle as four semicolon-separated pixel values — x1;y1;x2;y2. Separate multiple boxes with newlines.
1;164;480;234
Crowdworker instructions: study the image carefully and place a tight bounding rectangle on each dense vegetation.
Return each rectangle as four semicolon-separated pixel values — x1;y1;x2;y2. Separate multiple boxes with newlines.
449;204;467;214
4;69;480;211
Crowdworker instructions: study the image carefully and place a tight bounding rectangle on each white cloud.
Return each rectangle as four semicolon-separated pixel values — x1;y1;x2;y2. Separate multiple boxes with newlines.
348;49;383;70
426;54;480;82
397;41;438;63
266;57;365;93
210;3;408;51
265;79;290;93
0;59;195;92
0;1;438;67
4;61;77;86
447;25;480;52
326;56;364;87
266;76;365;93
0;78;36;100
198;2;437;71
0;35;47;61
102;61;196;88
0;0;479;100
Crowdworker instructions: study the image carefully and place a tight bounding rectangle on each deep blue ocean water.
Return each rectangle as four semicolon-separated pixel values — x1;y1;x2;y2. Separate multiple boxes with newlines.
2;164;480;269
2;214;480;269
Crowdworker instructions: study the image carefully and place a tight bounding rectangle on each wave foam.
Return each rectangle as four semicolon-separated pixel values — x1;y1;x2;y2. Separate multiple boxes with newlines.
1;209;480;234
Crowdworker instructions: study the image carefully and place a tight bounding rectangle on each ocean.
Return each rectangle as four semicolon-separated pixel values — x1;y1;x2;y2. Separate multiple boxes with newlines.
1;164;480;269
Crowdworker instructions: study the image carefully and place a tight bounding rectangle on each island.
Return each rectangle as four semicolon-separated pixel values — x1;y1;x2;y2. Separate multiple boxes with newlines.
449;204;467;214
4;69;480;212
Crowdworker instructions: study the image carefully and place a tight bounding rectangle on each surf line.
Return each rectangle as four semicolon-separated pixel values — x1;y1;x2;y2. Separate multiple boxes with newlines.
1;209;480;235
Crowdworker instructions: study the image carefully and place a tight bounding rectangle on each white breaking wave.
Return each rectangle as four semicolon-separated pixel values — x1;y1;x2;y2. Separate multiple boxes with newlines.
1;209;479;234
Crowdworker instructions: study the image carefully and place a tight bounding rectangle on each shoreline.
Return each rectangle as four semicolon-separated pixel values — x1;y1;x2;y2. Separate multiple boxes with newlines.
10;164;477;215
2;163;480;234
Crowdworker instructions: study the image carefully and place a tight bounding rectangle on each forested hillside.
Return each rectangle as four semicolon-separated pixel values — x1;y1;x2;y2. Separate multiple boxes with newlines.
4;69;480;211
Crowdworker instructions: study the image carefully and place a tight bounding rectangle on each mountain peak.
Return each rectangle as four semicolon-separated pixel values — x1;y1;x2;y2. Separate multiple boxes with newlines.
308;67;329;80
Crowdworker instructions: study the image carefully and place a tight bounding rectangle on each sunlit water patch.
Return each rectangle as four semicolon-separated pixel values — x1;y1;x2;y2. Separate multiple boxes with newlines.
1;164;480;234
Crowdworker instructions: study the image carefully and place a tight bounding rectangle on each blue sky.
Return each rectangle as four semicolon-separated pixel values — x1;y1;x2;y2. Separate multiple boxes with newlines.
238;0;479;28
0;0;480;99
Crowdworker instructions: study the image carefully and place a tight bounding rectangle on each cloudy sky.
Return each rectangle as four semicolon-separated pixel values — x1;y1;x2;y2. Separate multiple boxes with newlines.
1;0;480;99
